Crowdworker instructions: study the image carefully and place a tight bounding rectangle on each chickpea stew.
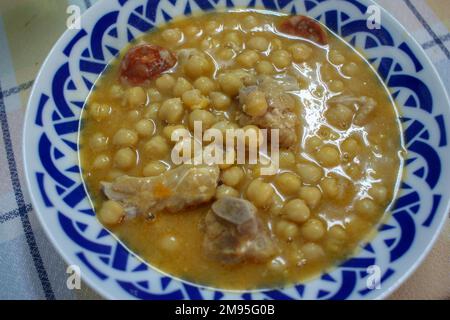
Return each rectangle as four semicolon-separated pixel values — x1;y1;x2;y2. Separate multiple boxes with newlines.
80;10;405;290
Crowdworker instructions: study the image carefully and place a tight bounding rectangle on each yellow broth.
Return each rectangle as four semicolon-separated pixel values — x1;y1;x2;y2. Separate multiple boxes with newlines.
79;10;404;290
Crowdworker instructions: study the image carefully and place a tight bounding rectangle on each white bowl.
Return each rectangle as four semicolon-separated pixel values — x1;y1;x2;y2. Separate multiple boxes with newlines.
23;0;450;299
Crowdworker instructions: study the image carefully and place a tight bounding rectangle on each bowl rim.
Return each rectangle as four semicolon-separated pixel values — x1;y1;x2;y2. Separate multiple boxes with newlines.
22;0;450;300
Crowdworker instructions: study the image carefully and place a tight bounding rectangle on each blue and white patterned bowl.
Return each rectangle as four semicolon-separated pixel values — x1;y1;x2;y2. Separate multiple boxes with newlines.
23;0;450;300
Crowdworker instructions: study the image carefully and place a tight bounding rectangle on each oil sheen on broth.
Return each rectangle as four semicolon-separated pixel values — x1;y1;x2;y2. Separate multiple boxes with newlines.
80;10;404;290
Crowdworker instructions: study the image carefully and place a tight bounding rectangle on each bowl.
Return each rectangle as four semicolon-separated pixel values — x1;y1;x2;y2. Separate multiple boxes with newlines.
23;0;450;300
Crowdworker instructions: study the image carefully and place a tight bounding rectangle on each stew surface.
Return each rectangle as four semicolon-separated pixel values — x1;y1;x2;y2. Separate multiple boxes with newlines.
80;10;404;290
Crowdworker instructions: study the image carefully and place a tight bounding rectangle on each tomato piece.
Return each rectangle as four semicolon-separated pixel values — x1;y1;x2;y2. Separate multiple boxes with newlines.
279;15;328;45
120;44;177;85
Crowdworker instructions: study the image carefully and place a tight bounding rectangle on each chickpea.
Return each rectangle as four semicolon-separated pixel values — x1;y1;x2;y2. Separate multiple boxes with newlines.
89;103;111;121
271;38;283;50
270;194;285;216
184;54;212;79
205;20;219;34
161;28;183;44
299;186;322;209
224;31;242;48
274;172;301;195
301;243;325;262
246;179;273;207
289;43;313;62
343;62;359;76
162;125;188;142
188;109;216;131
242;15;258;30
144;136;170;159
327;104;354;130
143;161;167;177
355;198;378;218
321;177;338;198
328;80;344;92
325;225;347;254
147;88;162;102
247;36;269;51
218;73;243;97
243;90;268;117
89;133;108;151
112;129;138;147
283;199;310;224
114;148;136;169
369;184;388;204
270;50;292;69
182;89;210;110
328;225;347;241
237;50;260;68
315;145;340;167
98;200;124;225
200;38;212;50
217;48;235;60
296;163;323;184
223;18;239;30
212;120;238;135
159;235;179;252
159;98;184;124
173;77;193;97
109;85;124;99
345;163;363;179
194;77;216;95
210;91;231;110
301;218;325;241
251;162;277;177
329;50;345;65
144;103;160;120
156;74;176;93
92;154;111;170
184;25;201;37
221;166;244;187
127;110;141;122
215;185;239;199
135;119;155;138
341;138;360;159
276;220;299;241
125;87;147;107
305;136;323;152
279;150;296;169
256;60;275;75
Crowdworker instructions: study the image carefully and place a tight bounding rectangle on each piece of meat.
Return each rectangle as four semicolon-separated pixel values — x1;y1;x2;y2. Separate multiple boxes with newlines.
238;76;300;147
279;15;328;45
329;95;377;126
120;44;177;85
203;197;277;264
101;164;219;216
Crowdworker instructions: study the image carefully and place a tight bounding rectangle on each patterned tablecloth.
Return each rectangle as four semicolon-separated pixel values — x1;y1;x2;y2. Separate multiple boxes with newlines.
0;0;448;300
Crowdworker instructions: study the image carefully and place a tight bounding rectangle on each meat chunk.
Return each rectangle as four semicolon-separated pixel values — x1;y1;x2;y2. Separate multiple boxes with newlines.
238;76;300;148
203;197;277;264
120;44;177;85
329;95;377;126
279;15;328;45
102;164;219;216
